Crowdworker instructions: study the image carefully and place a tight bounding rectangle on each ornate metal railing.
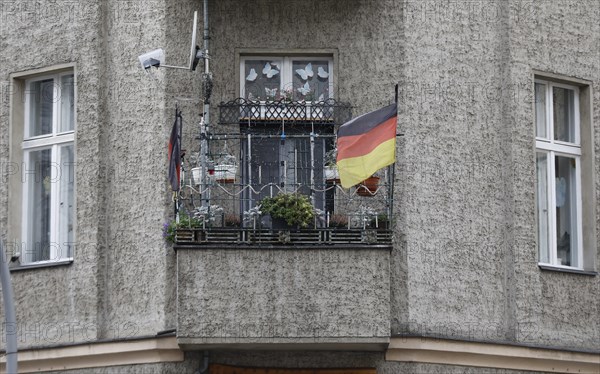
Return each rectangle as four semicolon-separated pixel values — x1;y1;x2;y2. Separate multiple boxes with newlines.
174;227;393;246
218;98;352;125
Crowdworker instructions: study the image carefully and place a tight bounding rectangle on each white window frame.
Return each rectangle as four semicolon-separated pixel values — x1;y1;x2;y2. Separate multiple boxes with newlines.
535;78;583;270
21;71;75;264
240;55;334;101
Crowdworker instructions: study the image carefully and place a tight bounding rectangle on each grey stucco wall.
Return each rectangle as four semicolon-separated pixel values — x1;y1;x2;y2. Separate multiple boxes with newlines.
177;247;390;346
0;1;106;348
0;0;175;348
394;0;600;351
0;0;598;369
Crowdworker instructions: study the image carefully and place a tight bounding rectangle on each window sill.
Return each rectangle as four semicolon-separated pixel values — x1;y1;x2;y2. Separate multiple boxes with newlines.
9;259;73;272
538;264;597;276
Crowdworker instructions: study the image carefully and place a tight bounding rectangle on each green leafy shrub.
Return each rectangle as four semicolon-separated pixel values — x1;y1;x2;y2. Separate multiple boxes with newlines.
163;214;204;243
260;193;315;228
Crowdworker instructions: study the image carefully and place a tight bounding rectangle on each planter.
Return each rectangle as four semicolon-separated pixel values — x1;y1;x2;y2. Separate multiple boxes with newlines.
214;164;237;183
324;166;340;183
191;167;211;186
356;176;380;196
271;216;296;231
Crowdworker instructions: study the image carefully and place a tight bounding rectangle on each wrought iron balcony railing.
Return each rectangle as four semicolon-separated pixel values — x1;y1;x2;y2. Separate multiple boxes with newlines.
218;98;352;125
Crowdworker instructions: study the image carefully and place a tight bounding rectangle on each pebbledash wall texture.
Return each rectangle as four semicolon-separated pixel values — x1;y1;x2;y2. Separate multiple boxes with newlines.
0;0;598;373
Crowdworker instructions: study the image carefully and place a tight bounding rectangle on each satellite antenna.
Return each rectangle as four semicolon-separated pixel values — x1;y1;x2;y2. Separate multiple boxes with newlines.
189;11;201;71
138;11;204;72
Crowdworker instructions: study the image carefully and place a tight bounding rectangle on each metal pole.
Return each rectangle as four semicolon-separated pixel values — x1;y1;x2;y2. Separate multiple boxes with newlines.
0;239;18;373
201;0;210;208
389;84;399;229
247;134;252;207
309;130;315;206
176;107;182;221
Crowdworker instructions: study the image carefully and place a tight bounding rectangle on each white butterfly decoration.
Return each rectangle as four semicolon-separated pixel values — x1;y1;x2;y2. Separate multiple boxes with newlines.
295;63;314;81
265;87;277;98
246;68;257;82
297;82;311;96
262;62;279;78
317;67;329;79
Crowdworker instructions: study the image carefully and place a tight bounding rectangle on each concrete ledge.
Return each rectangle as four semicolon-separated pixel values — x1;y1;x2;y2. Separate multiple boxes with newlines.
386;337;600;373
0;336;184;373
177;337;390;351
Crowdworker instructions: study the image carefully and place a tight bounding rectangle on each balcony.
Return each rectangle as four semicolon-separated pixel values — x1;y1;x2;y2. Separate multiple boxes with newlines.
174;98;393;350
218;97;353;125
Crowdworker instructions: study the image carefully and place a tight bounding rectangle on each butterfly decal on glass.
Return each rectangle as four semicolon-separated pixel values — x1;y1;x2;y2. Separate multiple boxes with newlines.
246;68;257;82
262;62;279;79
265;87;278;98
297;82;311;96
295;63;314;81
317;67;329;79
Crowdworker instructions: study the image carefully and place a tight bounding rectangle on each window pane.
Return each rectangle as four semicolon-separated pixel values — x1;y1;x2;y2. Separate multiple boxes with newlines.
553;87;575;143
243;60;281;101
28;79;54;137
555;155;578;267
27;149;52;262
535;83;546;138
292;60;330;101
536;152;549;263
58;145;75;258
60;74;74;132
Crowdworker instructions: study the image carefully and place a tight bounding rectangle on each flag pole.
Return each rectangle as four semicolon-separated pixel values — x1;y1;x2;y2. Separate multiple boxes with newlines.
388;84;398;229
174;104;181;222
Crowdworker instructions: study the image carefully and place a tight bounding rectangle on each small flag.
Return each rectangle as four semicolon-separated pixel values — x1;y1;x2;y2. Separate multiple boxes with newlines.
336;103;397;188
168;111;182;191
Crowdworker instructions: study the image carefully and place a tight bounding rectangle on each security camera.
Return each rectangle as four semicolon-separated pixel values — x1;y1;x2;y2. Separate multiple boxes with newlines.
10;252;20;262
138;49;165;70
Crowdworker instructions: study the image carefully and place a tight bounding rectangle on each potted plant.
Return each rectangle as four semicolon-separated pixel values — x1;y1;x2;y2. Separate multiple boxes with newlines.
223;213;241;228
214;161;238;183
356;175;380;196
370;213;390;230
260;193;316;229
350;206;378;229
162;214;204;244
212;154;238;184
328;213;348;229
243;205;263;229
193;205;224;227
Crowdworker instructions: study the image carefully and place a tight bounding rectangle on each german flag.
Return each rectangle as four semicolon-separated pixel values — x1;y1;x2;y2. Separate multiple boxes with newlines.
168;111;182;191
336;103;397;188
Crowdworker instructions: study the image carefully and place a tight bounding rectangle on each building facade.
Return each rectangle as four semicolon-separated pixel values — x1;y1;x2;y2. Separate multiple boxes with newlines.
0;0;599;373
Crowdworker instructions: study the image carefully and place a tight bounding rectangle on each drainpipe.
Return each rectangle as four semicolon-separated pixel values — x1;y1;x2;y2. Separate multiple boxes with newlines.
196;350;209;374
0;239;17;373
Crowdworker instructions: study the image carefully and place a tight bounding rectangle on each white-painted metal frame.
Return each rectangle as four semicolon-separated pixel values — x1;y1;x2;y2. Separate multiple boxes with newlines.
534;78;583;269
240;55;334;100
21;72;75;264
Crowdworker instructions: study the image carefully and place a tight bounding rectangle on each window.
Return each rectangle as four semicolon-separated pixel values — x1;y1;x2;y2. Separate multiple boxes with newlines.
238;55;335;214
21;71;75;264
535;79;583;269
241;56;333;101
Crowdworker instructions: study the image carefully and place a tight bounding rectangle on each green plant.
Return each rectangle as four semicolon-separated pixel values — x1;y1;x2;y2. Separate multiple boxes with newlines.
370;213;390;229
193;205;224;225
163;214;204;243
260;193;316;228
